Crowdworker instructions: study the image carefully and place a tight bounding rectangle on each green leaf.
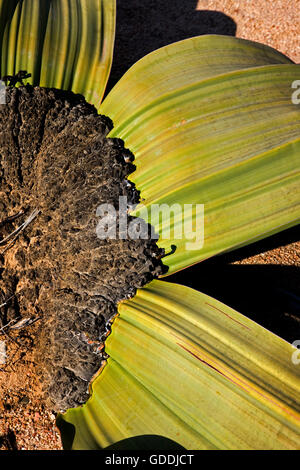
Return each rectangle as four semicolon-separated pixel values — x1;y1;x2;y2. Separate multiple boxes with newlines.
59;280;300;450
0;0;116;107
100;35;300;275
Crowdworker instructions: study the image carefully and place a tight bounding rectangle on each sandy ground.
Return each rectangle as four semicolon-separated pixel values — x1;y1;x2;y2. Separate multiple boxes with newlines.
1;0;299;451
197;0;299;62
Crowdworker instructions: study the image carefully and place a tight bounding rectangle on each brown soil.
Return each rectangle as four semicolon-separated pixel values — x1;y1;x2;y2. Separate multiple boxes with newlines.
197;0;300;63
0;344;62;450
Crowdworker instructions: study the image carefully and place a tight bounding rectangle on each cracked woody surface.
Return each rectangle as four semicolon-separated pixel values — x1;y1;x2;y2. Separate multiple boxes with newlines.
0;0;299;450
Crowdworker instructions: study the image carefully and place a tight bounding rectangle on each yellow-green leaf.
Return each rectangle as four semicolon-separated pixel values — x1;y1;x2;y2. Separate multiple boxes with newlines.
0;0;116;107
100;35;300;275
59;280;300;450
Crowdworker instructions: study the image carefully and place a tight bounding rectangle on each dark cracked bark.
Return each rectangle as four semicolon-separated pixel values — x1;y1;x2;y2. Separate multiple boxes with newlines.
0;85;165;411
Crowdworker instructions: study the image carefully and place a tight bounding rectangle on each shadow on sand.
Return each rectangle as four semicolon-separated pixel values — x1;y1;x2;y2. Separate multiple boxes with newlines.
106;0;236;94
